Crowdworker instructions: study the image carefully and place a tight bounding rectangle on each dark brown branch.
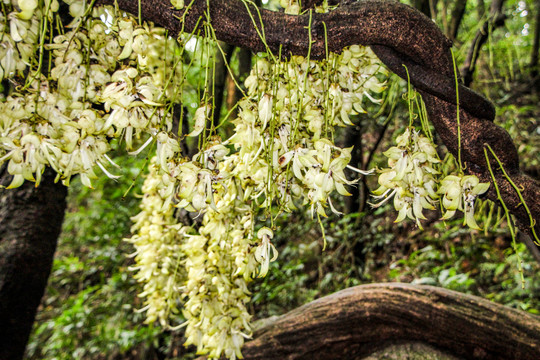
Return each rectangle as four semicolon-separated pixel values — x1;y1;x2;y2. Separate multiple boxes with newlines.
371;45;495;120
98;0;540;244
240;283;540;359
477;0;486;19
411;0;432;18
99;0;452;71
102;0;490;116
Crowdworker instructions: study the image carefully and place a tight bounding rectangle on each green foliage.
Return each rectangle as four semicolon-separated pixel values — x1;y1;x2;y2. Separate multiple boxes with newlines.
254;205;539;320
26;153;165;359
389;221;540;313
252;212;365;317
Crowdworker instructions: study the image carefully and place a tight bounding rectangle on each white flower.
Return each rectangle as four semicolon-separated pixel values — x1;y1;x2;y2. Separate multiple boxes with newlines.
439;174;490;230
188;104;210;137
258;94;273;130
254;227;278;277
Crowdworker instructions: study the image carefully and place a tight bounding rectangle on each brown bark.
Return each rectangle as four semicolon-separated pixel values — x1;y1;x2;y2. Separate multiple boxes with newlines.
240;283;540;360
344;122;363;214
0;168;68;360
477;0;486;19
98;0;540;245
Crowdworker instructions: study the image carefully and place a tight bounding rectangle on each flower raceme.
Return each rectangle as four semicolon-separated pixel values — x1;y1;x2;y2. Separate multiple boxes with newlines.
127;41;386;359
1;1;184;188
439;175;490;230
372;128;489;230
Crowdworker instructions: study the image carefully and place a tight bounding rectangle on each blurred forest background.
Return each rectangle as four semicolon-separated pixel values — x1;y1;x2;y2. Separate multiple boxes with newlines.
24;0;540;358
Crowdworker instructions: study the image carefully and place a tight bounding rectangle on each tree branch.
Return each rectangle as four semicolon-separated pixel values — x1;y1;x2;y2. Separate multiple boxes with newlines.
448;0;468;42
241;283;540;359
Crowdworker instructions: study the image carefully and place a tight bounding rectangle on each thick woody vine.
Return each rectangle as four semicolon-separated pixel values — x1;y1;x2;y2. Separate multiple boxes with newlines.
1;0;539;359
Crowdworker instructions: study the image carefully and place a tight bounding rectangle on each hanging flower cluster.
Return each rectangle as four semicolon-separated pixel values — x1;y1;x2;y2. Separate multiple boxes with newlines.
0;0;43;81
371;128;439;228
164;45;386;358
439;174;490;229
0;1;185;188
127;157;188;326
180;174;257;360
372;127;489;229
233;46;384;218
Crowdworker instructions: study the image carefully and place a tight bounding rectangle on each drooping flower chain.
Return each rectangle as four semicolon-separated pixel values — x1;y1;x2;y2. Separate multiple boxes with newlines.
127;157;188;327
372;127;490;229
131;46;386;359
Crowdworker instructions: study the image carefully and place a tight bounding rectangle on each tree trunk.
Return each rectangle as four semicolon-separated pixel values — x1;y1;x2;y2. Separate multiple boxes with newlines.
210;42;234;129
477;0;485;19
412;0;432;18
0;168;68;360
239;283;540;360
448;0;468;42
343;123;363;214
461;0;506;86
531;0;540;78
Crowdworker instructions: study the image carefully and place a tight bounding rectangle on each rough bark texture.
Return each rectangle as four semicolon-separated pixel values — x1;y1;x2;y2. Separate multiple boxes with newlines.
99;0;540;243
240;283;540;360
0;168;67;360
361;342;460;360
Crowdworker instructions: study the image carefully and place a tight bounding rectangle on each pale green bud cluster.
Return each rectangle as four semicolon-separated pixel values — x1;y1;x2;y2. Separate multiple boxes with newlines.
0;0;44;81
170;0;184;10
128;157;187;326
280;0;301;14
279;0;335;14
372;128;489;229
